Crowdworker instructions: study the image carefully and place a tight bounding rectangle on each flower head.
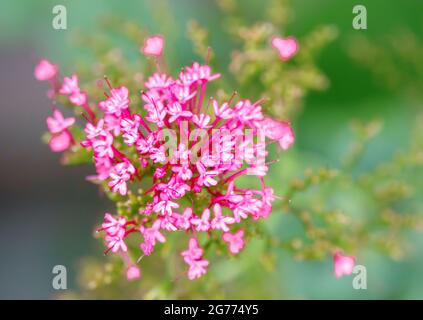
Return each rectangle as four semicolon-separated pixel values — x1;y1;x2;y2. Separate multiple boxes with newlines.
37;43;292;281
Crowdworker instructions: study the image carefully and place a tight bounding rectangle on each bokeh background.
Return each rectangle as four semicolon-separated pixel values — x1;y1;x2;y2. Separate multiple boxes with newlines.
0;0;422;299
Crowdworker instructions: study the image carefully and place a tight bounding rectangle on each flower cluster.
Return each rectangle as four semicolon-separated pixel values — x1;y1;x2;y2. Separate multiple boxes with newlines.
35;35;295;281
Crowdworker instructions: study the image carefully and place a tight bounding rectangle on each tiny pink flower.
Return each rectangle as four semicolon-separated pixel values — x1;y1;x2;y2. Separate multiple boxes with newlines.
60;75;80;95
191;208;211;232
222;230;245;254
126;266;141;280
47;109;75;134
174;207;193;230
181;237;203;264
34;59;58;81
167;102;192;123
187;258;209;280
106;229;128;253
100;213;127;235
99;86;130;116
49;131;73;153
145;73;173;89
108;161;136;196
69;91;87;106
153;199;179;215
142;35;164;57
211;204;235;232
260;117;294;150
271;36;299;61
333;251;356;278
213;100;233;119
193;113;211;129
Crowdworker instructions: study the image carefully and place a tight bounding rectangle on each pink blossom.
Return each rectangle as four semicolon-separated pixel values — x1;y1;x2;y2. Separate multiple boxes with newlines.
213;100;233;119
271;36;299;61
153;199;179;215
49;131;73;152
181;237;209;280
167;102;192;123
333;251;356;278
46;109;75;134
187;258;209;280
145;73;173;89
100;213;127;235
92;133;114;158
98;86;130;117
140;220;166;256
60;75;80;95
142;35;164;57
222;230;245;254
126;266;141;280
144;100;166;127
108;161;136;195
121;115;141;146
196;162;218;187
192;113;211;129
179;62;220;85
174;207;193;230
105;229;128;253
83;119;105;140
69;91;87;106
260;117;294;150
211;204;235;232
181;237;203;263
191;208;211;232
34;59;58;81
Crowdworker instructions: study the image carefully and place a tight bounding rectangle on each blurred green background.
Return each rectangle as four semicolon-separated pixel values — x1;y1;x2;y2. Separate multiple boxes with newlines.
0;0;422;299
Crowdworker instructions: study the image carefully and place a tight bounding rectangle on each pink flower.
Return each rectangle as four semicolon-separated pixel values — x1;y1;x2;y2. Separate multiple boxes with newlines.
98;86;130;117
187;258;209;280
153;199;179;215
100;213;127;235
106;229;128;253
140;220;166;256
145;73;173;89
333;251;356;278
69;91;87;106
108;161;136;195
142;35;164;57
260;117;294;150
271;36;299;61
46;109;75;134
174;207;193;230
49;131;73;152
181;237;203;264
213;100;233;119
222;230;245;254
60;75;80;95
121;115;141;146
179;62;220;85
126;266;141;280
181;237;209;280
192;113;211;129
92;133;114;158
167;102;192;123
196;162;218;187
34;59;58;81
191;208;211;232
211;204;235;232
